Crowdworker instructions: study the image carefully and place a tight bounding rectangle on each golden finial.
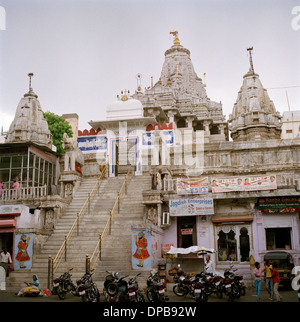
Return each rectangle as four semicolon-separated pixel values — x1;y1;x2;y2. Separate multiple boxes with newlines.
170;30;180;45
203;73;206;87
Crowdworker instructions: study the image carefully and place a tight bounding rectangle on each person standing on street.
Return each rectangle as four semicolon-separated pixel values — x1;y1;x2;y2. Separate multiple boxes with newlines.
272;262;282;302
0;248;12;277
254;262;264;301
264;260;274;300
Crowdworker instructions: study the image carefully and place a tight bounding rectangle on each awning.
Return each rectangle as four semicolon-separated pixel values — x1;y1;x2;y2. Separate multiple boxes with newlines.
0;219;16;228
167;246;215;255
212;216;253;223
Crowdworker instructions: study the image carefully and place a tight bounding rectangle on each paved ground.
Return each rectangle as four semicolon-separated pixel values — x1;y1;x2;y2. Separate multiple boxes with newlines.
0;284;298;302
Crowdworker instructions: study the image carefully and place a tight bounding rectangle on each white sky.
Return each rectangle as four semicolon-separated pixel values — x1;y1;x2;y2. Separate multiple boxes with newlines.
0;0;299;131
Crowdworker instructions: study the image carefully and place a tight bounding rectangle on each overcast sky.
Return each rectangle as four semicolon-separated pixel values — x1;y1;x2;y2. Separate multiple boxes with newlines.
0;0;299;132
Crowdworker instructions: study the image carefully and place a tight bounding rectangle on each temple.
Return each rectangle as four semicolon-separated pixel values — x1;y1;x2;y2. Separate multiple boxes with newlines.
0;32;300;292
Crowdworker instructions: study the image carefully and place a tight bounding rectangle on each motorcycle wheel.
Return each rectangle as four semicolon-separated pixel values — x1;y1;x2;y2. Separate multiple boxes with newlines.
173;284;186;296
57;286;66;300
106;282;119;297
137;293;145;302
146;289;155;302
216;289;223;299
240;287;246;296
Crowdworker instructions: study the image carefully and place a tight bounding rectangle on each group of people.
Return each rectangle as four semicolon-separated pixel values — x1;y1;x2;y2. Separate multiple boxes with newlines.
0;179;20;199
204;255;283;302
254;260;282;302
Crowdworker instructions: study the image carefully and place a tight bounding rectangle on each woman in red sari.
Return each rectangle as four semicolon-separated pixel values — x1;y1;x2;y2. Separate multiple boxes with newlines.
133;231;150;267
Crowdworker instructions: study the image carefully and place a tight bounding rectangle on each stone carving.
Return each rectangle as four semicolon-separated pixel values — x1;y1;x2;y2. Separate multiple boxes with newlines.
147;206;158;225
44;209;55;230
64;183;73;198
63;133;76;172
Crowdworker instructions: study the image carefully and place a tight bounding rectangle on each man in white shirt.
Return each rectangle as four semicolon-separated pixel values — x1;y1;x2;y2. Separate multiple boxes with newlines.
205;255;215;275
0;248;12;277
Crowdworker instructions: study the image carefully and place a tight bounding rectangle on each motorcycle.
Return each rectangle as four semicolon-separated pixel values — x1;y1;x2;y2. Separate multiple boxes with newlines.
173;265;195;298
146;270;169;302
127;272;145;302
52;268;77;300
193;273;208;302
222;265;242;302
77;270;100;302
103;271;129;302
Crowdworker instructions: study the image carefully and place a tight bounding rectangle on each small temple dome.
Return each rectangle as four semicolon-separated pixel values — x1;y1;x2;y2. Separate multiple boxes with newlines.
106;92;144;121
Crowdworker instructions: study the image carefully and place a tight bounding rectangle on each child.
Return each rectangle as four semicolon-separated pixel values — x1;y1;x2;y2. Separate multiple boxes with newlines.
254;261;263;301
272;262;282;302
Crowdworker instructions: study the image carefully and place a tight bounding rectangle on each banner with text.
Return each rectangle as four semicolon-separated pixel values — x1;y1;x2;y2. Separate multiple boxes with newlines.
177;177;209;195
211;175;277;193
169;198;214;216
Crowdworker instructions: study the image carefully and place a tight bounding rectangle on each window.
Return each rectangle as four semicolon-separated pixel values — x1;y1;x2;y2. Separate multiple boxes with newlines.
266;228;292;250
216;224;251;262
286;129;293;134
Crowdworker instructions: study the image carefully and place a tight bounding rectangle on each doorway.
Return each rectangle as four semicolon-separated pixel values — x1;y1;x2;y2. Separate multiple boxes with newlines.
177;216;197;257
0;231;14;260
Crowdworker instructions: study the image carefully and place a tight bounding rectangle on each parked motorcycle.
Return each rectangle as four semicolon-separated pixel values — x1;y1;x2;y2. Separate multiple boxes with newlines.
193;273;208;302
127;272;145;302
173;265;195;298
222;265;242;302
103;271;129;302
146;270;169;302
77;270;100;302
52;268;77;300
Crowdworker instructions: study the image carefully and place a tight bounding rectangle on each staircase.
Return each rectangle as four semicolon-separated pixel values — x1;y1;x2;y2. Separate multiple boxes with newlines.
94;174;153;289
6;175;124;292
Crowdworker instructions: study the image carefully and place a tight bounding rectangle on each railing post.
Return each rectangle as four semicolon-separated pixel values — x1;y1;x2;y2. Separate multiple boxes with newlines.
88;192;91;213
77;212;79;236
64;235;67;261
48;255;52;289
99;233;102;261
109;211;112;235
118;192;120;213
86;254;90;274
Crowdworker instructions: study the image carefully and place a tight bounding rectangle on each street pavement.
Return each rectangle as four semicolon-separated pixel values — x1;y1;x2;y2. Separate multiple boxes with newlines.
0;284;298;302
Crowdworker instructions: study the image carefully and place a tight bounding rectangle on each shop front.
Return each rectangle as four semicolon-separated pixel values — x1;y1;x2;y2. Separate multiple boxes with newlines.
255;196;300;266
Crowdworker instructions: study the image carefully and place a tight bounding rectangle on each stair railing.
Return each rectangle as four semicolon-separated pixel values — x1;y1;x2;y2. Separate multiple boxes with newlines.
88;165;133;272
47;166;106;288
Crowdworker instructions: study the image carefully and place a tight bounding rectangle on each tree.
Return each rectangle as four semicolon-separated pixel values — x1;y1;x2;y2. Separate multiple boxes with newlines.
43;111;73;154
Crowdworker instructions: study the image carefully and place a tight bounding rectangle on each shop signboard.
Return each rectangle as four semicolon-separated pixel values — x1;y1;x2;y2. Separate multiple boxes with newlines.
177;177;209;195
212;175;277;193
258;196;300;213
169;198;214;216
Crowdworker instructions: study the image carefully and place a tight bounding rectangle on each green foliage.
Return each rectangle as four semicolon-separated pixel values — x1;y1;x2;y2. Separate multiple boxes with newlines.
43;112;73;154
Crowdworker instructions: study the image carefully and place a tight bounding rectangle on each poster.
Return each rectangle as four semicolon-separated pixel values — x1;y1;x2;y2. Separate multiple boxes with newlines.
177;177;209;195
169;198;214;216
131;230;151;269
258;196;300;213
13;233;33;270
211;175;277;193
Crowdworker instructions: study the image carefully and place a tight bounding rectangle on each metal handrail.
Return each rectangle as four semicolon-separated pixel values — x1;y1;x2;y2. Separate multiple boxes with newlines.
48;166;106;282
89;166;133;272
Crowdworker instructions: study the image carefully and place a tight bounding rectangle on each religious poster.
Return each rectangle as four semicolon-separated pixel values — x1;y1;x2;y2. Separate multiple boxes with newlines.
211;175;277;193
258;196;300;213
13;233;33;270
131;230;151;269
169;198;214;216
77;136;107;153
177;177;209;195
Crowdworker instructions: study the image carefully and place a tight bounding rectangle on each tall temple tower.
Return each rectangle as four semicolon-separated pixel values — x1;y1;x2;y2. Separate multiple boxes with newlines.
133;31;228;142
6;73;53;149
228;48;282;141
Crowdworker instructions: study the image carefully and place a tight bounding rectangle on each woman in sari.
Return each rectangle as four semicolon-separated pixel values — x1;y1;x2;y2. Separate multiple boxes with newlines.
17;274;42;296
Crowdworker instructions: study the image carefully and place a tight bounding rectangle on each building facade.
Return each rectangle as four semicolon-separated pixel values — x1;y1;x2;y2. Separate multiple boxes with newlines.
1;32;300;287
